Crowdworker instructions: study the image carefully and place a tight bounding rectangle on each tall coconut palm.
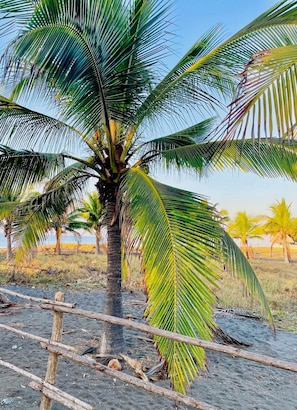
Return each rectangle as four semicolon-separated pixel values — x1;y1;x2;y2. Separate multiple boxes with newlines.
263;198;297;263
1;0;297;393
228;211;263;259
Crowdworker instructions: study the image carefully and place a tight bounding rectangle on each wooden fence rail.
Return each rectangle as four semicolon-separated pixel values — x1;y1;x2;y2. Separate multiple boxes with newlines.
41;303;297;373
0;359;92;410
1;287;297;410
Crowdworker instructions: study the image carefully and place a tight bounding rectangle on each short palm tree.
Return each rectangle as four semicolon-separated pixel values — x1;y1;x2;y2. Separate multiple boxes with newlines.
263;198;297;263
228;211;263;259
13;180;89;256
1;0;297;392
0;186;38;259
0;192;20;260
76;192;104;254
50;209;84;255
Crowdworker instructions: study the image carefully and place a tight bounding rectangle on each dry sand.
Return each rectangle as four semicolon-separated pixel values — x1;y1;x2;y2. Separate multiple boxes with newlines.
0;285;297;410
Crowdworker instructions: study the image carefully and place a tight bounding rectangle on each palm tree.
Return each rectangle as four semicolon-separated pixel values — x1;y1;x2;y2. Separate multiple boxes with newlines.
14;181;89;256
263;199;297;263
50;208;85;255
1;0;297;392
76;192;104;254
0;192;19;260
0;187;38;259
228;211;263;259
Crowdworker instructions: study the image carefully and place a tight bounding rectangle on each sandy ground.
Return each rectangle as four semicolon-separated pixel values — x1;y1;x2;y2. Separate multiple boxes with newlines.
0;284;297;410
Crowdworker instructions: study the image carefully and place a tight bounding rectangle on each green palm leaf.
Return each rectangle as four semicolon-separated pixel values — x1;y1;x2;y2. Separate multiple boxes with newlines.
222;43;297;142
122;167;222;393
144;118;216;150
0;96;84;152
12;164;90;256
151;139;297;179
207;140;297;179
0;145;66;193
1;0;171;129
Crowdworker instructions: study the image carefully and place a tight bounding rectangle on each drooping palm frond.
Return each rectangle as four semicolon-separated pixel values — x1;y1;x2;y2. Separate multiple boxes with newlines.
147;137;297;180
0;145;66;194
0;95;87;152
221;43;297;143
122;167;222;393
221;231;274;325
205;139;297;180
12;163;90;257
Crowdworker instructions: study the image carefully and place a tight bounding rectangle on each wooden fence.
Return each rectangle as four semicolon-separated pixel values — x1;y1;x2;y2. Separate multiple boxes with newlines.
1;287;297;410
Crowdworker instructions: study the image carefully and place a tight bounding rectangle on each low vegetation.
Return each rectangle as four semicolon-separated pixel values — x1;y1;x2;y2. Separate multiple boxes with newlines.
0;244;296;334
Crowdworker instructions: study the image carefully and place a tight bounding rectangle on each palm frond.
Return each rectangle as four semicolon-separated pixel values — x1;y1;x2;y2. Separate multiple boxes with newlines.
144;118;216;150
0;0;36;39
0;95;85;152
137;26;229;125
12;164;90;256
152;138;297;179
122;167;222;393
221;44;297;142
0;200;19;219
207;139;297;180
0;145;66;194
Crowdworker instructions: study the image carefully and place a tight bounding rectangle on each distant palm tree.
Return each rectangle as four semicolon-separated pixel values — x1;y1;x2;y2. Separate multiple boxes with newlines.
263;199;297;263
76;192;104;254
228;211;263;259
0;193;19;259
13;181;87;257
50;209;85;255
0;187;39;259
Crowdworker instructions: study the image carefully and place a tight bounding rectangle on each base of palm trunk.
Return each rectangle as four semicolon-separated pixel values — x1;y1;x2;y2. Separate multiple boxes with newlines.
100;323;126;355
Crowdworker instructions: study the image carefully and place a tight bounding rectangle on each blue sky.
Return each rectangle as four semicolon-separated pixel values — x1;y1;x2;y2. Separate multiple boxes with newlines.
157;0;297;219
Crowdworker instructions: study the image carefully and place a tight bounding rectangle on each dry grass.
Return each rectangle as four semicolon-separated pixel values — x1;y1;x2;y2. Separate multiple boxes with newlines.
0;243;296;333
216;245;297;333
217;260;297;333
0;244;108;291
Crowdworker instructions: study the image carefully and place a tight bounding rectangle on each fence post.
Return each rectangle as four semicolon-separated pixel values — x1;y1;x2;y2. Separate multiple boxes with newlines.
40;291;65;410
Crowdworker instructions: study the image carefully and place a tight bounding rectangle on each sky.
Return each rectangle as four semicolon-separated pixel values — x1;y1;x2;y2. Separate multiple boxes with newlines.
156;0;297;219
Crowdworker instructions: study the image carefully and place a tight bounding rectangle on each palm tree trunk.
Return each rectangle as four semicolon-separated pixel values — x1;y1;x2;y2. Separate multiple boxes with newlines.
283;239;291;263
95;226;101;254
100;192;125;355
55;227;62;255
241;240;249;259
5;222;12;260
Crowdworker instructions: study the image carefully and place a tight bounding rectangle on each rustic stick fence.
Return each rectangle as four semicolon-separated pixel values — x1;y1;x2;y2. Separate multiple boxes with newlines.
1;287;297;410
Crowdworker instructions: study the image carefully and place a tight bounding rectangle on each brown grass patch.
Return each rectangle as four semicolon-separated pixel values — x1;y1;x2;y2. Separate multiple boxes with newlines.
0;244;296;333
